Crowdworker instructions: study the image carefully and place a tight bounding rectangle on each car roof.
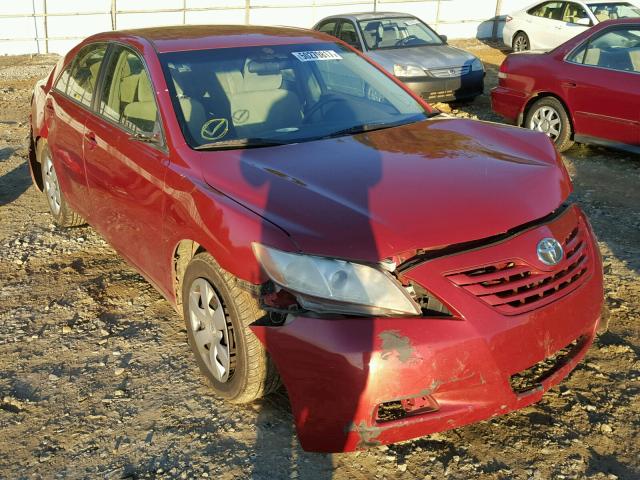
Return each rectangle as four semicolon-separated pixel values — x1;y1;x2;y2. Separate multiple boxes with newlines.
319;11;416;22
87;25;334;53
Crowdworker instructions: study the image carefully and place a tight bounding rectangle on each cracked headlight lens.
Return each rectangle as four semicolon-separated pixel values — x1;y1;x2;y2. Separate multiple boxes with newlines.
252;243;421;316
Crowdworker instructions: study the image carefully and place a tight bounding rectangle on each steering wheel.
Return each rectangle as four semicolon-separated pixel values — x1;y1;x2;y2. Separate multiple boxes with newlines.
303;95;347;123
395;35;420;47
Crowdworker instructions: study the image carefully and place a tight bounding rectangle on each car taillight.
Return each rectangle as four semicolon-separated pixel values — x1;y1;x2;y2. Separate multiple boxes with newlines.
498;71;508;79
506;15;513;22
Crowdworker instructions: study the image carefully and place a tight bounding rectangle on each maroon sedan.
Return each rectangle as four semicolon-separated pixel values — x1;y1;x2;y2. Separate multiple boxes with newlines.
492;19;640;152
29;25;604;452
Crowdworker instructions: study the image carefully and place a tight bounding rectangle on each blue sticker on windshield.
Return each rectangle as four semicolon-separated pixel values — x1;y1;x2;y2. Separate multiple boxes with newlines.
291;50;343;62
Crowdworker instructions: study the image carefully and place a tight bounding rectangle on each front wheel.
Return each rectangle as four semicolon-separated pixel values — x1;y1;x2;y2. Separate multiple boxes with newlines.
524;97;574;152
513;32;530;52
38;141;85;227
182;252;280;403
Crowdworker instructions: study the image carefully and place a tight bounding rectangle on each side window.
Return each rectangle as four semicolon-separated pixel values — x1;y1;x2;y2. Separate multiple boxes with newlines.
317;21;337;36
66;44;107;107
562;2;591;24
528;2;566;20
337;21;362;50
98;48;159;134
54;62;72;93
567;28;640;72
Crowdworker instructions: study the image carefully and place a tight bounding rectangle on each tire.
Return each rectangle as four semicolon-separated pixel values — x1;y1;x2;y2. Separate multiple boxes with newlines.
524;97;575;152
38;141;85;227
513;32;530;52
182;252;280;403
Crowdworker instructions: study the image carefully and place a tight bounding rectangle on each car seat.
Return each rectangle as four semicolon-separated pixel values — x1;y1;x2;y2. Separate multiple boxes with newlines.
170;69;208;142
220;59;302;138
594;8;611;22
363;21;382;48
122;73;158;132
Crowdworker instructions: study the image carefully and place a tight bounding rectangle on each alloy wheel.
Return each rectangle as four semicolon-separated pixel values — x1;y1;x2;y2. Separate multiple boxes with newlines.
514;34;529;52
42;153;61;215
529;106;562;140
188;277;235;383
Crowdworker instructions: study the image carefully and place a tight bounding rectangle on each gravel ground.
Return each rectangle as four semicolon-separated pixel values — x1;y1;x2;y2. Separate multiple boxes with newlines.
0;41;638;480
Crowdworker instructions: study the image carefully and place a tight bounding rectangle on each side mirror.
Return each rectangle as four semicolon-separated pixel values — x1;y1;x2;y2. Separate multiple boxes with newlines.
576;18;592;26
439;34;448;43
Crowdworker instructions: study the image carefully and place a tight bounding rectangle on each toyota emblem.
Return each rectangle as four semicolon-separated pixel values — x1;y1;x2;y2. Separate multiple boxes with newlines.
536;237;564;266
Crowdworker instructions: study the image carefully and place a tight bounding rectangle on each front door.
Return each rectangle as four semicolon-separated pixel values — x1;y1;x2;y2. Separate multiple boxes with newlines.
83;45;169;284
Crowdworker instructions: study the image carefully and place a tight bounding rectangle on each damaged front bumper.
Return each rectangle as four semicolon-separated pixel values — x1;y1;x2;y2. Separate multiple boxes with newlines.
250;205;604;452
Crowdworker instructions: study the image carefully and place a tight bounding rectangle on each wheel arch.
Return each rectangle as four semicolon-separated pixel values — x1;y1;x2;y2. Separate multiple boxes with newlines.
519;92;575;136
29;133;45;192
172;239;206;314
512;30;529;49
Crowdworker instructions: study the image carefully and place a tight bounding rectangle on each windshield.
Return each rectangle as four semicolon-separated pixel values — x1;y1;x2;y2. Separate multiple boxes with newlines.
357;17;444;50
588;2;640;19
160;42;428;149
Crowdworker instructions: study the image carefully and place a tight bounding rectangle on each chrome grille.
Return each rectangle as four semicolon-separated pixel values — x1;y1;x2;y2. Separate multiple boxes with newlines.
446;222;591;315
429;65;471;78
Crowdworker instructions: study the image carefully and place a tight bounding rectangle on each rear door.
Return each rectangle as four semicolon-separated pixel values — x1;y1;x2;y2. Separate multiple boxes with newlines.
47;43;107;220
83;45;169;283
563;25;640;147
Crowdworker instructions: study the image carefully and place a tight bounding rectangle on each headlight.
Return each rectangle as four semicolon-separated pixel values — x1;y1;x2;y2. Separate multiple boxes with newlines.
471;58;484;72
252;243;421;316
393;64;425;77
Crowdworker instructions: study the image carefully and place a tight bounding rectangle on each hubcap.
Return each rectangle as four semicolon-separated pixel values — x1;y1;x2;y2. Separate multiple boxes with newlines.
43;154;61;215
514;35;529;52
188;278;235;383
530;106;562;140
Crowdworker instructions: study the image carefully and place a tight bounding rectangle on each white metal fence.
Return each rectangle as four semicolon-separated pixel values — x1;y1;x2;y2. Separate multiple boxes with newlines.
1;0;632;55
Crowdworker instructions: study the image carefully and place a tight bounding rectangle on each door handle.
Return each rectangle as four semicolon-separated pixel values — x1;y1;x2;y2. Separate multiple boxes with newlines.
562;81;578;88
84;131;97;150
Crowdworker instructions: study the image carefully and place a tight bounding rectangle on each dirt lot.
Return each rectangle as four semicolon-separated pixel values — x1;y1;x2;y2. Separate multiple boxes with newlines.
0;41;638;480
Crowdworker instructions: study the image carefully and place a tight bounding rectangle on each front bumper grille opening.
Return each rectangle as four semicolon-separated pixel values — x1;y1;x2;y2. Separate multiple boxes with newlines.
509;336;586;394
446;221;591;315
376;396;439;423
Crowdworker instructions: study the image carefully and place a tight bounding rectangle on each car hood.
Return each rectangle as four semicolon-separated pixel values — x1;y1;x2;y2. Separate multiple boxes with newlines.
197;118;571;263
366;45;478;73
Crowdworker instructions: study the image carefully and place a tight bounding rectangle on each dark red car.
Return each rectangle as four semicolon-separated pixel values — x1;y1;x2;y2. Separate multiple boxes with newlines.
29;25;604;452
492;18;640;152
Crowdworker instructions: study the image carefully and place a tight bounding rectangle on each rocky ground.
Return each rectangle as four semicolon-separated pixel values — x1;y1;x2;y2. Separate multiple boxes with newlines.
0;42;638;479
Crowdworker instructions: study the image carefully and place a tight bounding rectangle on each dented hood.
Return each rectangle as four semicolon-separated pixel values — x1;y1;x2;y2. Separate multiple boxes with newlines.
197;118;571;263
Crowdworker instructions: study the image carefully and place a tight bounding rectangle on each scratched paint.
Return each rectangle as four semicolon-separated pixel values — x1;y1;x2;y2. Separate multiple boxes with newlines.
378;329;417;363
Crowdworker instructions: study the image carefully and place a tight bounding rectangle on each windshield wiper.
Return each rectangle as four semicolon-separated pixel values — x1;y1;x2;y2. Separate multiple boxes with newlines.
321;116;427;140
194;137;289;151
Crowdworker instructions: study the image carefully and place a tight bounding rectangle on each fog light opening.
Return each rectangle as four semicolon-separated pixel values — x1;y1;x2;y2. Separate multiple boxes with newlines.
376;395;440;423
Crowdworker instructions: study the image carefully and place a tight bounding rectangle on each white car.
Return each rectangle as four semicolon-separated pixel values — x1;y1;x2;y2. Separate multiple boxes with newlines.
503;1;640;51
